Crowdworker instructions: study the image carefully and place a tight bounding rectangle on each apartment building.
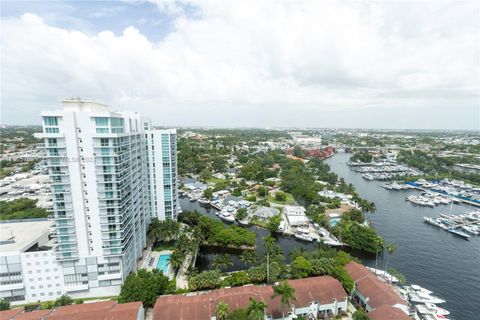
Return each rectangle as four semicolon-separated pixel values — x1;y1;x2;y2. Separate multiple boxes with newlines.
0;99;178;305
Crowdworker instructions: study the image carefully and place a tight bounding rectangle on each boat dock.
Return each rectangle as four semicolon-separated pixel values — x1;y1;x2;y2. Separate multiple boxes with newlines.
423;211;480;239
406;182;480;208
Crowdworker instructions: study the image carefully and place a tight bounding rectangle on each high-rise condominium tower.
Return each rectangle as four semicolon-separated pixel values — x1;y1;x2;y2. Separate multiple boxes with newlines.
29;98;178;298
145;129;178;221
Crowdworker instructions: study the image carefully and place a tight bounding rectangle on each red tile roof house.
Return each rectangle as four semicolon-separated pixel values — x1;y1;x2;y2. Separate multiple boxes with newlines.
153;276;348;320
0;301;143;320
345;261;410;319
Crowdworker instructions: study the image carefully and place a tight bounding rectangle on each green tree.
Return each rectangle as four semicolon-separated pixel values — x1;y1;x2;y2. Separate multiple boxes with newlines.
0;299;10;311
293;145;304;158
352;308;369;320
118;269;169;308
229;309;248;320
212;254;233;271
216;301;229;320
203;188;213;200
168;250;185;273
274;191;287;202
257;186;268;197
0;198;48;220
54;295;74;307
188;270;223;291
236;208;248;221
263;235;280;284
290;256;312;279
199;168;212;181
271;281;296;319
232;188;242;197
384;243;397;281
240;250;257;268
266;214;281;234
247;298;268;320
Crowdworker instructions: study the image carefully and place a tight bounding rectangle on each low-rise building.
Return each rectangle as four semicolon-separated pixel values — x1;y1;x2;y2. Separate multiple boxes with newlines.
0;301;144;320
284;205;308;227
253;206;280;221
345;261;409;317
152;276;347;320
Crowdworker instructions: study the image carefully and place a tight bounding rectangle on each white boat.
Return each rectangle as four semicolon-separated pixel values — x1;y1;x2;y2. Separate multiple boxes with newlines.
219;211;235;223
461;225;479;236
423;217;447;230
407;195;435;207
416;304;450;320
362;173;375;180
197;198;210;205
409;291;446;304
447;228;471;239
410;285;433;295
366;267;399;283
294;233;313;242
422;303;450;316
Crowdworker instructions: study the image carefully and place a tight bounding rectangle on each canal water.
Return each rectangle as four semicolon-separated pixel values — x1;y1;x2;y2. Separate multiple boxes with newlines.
180;152;480;319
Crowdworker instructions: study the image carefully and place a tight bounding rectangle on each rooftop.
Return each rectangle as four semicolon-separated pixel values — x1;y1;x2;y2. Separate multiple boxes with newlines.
367;304;411;320
153;276;347;320
0;301;142;320
345;261;408;314
0;220;52;253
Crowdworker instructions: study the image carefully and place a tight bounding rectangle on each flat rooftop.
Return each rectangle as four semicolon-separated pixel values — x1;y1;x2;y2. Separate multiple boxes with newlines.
0;220;52;253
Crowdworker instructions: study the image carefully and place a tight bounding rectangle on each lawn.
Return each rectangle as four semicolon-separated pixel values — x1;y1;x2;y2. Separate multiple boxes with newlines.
266;192;296;205
206;177;228;184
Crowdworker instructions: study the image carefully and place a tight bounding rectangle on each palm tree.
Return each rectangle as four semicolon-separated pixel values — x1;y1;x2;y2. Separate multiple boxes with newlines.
168;251;184;274
263;236;278;284
216;301;229;320
271;281;296;319
240;250;257;268
289;247;306;260
384;243;397;282
148;218;161;243
247;297;268;320
211;254;232;271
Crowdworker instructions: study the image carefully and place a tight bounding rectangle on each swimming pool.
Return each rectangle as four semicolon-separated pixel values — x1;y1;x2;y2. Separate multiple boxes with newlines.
329;218;341;227
156;253;171;274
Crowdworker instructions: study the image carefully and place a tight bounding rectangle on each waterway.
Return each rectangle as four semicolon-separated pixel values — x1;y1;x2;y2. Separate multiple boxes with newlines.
180;152;480;319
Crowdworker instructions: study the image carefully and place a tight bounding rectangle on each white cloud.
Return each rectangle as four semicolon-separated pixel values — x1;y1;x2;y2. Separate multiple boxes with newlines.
1;1;479;129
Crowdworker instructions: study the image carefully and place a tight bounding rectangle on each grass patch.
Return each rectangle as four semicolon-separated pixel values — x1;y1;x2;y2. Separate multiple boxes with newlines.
266;192;296;205
207;177;227;184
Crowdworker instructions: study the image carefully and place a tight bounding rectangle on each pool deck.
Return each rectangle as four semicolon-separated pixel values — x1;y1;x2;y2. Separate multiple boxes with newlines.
143;250;175;280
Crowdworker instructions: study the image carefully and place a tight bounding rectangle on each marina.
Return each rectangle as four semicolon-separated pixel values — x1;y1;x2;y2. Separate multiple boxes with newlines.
327;152;480;320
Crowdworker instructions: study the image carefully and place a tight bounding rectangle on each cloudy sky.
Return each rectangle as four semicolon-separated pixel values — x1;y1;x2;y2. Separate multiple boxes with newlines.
1;0;479;130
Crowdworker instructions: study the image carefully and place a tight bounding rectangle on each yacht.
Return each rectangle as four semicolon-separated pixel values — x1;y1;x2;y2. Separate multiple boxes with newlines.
447;228;471;239
407;195;435;207
461;225;479;236
197;198;210;205
421;303;450;316
294;233;313;242
219;210;235;223
366;267;399;283
423;217;447;230
415;304;450;320
409;291;446;304
362;173;375;181
381;184;393;190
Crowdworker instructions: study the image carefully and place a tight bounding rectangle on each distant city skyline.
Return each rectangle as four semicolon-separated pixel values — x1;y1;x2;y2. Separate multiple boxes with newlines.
1;1;479;130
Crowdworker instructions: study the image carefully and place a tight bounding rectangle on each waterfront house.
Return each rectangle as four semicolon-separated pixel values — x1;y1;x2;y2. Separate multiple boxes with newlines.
253;206;280;221
345;261;409;317
284;205;309;227
152;276;348;320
